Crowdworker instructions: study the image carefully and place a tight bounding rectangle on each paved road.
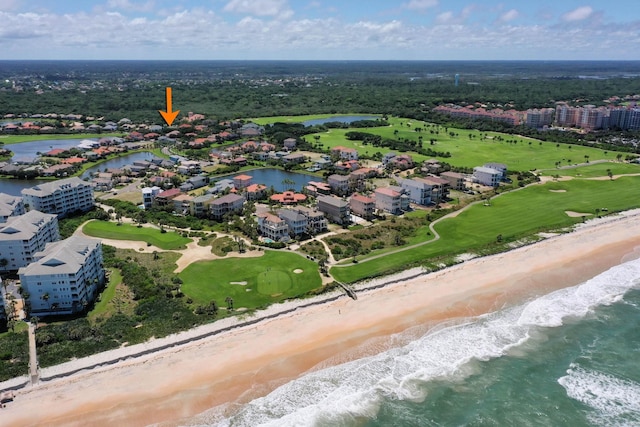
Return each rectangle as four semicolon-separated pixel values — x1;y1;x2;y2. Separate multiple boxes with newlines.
27;323;38;385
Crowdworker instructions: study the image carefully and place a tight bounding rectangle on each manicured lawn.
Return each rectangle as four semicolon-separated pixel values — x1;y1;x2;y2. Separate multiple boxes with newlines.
331;176;640;283
179;251;322;308
82;221;192;250
539;162;640;178
309;118;616;171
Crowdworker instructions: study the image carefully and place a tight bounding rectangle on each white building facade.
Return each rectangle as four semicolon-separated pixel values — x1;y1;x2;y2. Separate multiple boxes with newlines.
21;177;95;217
0;193;26;222
0;211;60;272
19;236;105;316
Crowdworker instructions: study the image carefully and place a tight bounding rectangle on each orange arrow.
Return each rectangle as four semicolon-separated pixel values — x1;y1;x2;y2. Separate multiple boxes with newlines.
158;87;180;126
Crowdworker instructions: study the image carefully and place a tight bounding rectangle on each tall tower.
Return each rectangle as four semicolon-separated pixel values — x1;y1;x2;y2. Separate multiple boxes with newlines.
455;73;460;87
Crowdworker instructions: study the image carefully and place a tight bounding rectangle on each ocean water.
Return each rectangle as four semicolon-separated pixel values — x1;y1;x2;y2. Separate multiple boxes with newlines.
186;258;640;427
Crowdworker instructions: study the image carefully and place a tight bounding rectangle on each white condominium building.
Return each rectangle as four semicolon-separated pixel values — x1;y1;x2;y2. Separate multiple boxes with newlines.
19;236;105;316
0;193;26;222
0;211;60;272
21;177;95;217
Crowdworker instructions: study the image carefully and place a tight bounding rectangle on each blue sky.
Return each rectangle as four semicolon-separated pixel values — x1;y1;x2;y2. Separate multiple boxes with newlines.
0;0;639;60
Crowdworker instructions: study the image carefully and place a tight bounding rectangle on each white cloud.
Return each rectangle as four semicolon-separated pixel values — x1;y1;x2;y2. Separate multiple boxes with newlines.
562;6;593;22
106;0;155;13
0;0;20;11
403;0;438;11
499;9;519;22
223;0;293;18
436;11;453;24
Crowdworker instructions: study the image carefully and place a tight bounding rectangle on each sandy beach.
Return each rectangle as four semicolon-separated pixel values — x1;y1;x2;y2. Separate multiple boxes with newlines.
3;211;640;426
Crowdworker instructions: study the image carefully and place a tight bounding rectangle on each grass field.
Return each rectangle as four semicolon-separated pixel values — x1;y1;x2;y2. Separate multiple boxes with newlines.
88;268;122;321
0;133;124;145
330;175;640;283
305;116;617;171
539;162;640;178
82;221;192;250
179;251;322;308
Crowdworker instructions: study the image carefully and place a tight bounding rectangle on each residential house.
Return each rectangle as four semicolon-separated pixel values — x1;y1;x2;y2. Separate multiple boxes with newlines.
21;177;95;217
177;160;201;175
483;163;508;180
349;168;376;192
282;153;306;164
277;209;308;237
19;236;105;316
208;179;235;194
189;194;216;217
473;166;502;187
389;154;414;170
154;188;182;207
440;171;467;191
172;194;194;215
210;194;245;219
294;206;328;234
245;183;267;201
422;159;443;174
328;174;351;196
305;181;331;196
0;211;60;272
283;138;297;150
331;146;359;160
257;213;290;242
401;178;433;206
180;175;208;192
421;176;450;203
350;193;376;220
233;174;253;189
374;187;408;215
317;195;350;225
0;193;26;222
142;186;162;209
382;152;397;166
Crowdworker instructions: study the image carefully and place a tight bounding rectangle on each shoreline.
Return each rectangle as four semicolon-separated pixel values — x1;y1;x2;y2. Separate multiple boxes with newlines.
2;210;640;426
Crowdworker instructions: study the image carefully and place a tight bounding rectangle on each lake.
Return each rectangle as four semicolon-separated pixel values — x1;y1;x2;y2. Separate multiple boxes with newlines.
0;152;156;196
6;138;95;163
302;115;379;126
214;168;318;192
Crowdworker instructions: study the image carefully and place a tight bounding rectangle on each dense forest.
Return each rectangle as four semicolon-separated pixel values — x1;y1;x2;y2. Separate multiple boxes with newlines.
2;60;640;124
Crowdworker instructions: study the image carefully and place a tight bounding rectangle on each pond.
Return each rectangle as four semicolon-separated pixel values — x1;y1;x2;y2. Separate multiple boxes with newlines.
80;151;156;179
214;168;318;192
302;115;379;127
5;138;94;163
0;152;156;196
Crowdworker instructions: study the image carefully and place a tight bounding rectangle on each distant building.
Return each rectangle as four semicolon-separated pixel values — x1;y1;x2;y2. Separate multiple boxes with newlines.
277;209;308;237
0;211;60;272
19;236;105;316
21;177;94;217
401;178;433;206
483;163;507;180
328;174;351;196
526;108;554;129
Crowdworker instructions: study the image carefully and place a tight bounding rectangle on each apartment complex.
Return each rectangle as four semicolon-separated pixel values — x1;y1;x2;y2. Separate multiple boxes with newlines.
0;193;26;222
21;177;94;217
0;211;60;272
19;236;105;316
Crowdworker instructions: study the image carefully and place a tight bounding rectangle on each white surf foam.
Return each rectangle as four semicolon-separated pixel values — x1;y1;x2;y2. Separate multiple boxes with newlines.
203;259;640;427
558;364;640;427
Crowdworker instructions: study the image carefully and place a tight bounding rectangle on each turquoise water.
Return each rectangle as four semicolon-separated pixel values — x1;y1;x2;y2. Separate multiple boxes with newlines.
184;257;640;427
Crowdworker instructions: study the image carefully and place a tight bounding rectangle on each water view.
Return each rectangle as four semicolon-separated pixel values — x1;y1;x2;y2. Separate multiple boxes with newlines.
302;115;379;126
214;168;317;192
7;138;95;162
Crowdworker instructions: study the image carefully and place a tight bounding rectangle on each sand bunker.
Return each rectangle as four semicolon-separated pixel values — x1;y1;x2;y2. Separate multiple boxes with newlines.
550;189;567;193
565;211;591;217
230;281;248;285
293;269;303;274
